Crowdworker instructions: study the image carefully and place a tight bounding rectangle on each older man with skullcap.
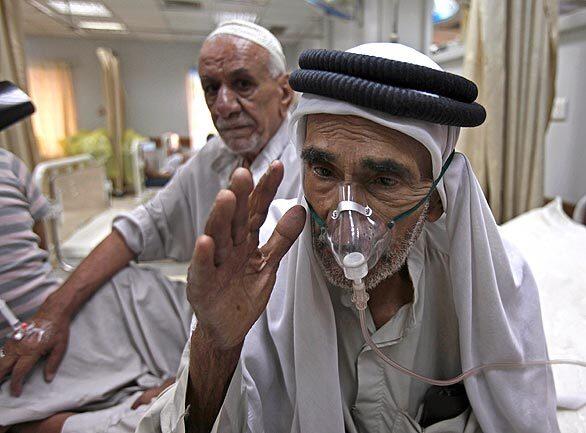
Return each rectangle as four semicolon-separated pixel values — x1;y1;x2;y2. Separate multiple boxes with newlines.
0;21;299;433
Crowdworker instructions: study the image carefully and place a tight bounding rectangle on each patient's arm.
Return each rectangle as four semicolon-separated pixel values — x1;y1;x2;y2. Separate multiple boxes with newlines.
185;328;242;433
0;229;134;396
45;229;134;316
184;164;305;432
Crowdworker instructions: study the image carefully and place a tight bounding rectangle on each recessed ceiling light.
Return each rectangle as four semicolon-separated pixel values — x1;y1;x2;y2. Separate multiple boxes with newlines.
77;20;127;31
48;1;112;17
432;0;460;24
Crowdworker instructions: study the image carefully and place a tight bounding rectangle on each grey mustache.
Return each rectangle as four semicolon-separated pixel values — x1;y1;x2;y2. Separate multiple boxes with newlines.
216;115;255;130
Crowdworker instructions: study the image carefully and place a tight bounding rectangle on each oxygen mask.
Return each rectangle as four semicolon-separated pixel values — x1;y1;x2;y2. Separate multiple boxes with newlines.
320;183;390;283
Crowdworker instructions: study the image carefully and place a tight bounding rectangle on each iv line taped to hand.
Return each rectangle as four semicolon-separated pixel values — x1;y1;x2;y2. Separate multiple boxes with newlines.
344;253;586;387
0;299;47;342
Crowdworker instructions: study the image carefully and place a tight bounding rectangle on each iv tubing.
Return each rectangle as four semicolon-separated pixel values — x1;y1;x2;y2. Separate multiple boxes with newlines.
0;298;20;329
352;280;586;387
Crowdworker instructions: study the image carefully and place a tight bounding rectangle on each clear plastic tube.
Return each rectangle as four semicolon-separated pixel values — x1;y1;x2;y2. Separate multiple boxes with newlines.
0;298;20;329
352;280;586;386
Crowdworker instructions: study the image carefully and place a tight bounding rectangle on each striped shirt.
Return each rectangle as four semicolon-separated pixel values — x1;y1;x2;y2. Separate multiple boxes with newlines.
0;149;60;342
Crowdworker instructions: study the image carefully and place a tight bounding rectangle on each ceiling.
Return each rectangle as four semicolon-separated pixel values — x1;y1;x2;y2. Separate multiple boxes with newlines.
23;0;586;45
22;0;325;44
431;0;586;49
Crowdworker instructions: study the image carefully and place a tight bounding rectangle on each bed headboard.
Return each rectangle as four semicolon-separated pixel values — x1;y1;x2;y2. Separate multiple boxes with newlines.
33;155;110;271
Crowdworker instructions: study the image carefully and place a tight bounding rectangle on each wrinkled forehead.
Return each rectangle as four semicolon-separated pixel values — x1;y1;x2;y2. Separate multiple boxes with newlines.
291;94;458;180
303;113;433;179
199;35;270;73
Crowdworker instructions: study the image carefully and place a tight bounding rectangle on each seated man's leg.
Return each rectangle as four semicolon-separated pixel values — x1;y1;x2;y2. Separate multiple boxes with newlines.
9;412;75;433
0;264;192;430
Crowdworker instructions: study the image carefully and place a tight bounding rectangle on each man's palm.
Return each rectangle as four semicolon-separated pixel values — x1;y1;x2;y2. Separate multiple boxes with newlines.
187;162;305;350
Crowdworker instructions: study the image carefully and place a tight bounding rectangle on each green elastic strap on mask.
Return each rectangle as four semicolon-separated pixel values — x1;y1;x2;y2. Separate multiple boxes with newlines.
306;150;457;230
386;150;457;228
307;200;327;228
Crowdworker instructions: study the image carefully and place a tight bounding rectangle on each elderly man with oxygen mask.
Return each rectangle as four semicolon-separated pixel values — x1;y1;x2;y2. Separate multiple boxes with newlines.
138;44;585;433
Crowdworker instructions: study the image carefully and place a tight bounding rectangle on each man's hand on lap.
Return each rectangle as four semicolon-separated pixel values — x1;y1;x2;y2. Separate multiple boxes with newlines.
0;301;71;397
131;377;176;410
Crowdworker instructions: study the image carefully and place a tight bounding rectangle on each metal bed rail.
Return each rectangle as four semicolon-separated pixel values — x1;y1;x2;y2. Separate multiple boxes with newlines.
33;154;111;272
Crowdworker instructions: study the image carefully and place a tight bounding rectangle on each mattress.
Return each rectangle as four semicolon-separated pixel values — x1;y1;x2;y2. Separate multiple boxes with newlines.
500;198;586;432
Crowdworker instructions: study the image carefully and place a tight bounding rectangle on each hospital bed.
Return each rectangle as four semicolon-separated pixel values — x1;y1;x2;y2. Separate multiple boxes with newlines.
500;197;586;433
33;153;189;281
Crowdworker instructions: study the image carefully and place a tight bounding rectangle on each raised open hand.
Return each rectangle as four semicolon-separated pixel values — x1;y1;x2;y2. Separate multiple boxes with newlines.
186;161;305;350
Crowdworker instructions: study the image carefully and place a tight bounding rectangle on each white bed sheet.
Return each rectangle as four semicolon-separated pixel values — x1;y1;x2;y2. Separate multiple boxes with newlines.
500;198;586;432
60;189;188;282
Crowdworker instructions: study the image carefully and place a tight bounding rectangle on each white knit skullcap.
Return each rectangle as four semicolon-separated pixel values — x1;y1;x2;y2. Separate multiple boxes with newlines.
206;20;286;73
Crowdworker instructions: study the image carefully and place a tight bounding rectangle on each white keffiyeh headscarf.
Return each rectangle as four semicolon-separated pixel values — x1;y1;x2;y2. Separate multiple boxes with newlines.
216;43;559;433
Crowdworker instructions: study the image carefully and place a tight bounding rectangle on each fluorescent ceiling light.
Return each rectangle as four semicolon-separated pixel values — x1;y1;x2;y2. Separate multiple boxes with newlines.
214;12;258;25
77;20;127;31
48;1;112;17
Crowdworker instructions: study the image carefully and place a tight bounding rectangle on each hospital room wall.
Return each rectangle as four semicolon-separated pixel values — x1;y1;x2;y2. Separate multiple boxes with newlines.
24;36;198;137
23;36;301;139
543;26;586;204
322;0;432;53
437;25;586;205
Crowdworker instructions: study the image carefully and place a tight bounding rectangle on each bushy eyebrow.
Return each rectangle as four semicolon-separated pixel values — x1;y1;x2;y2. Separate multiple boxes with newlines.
228;67;255;79
300;147;336;165
362;158;416;182
200;67;256;86
302;146;418;182
199;75;217;85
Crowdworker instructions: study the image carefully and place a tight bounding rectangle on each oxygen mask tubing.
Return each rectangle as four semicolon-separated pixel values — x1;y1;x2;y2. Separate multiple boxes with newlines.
308;151;585;386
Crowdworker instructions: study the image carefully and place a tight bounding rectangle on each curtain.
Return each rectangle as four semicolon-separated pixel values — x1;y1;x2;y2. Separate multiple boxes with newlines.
27;62;78;159
96;47;125;194
186;68;217;152
0;0;39;168
459;0;471;39
458;0;558;223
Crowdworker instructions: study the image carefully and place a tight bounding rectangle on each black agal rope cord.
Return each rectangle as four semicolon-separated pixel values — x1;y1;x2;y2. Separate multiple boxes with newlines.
290;49;487;127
